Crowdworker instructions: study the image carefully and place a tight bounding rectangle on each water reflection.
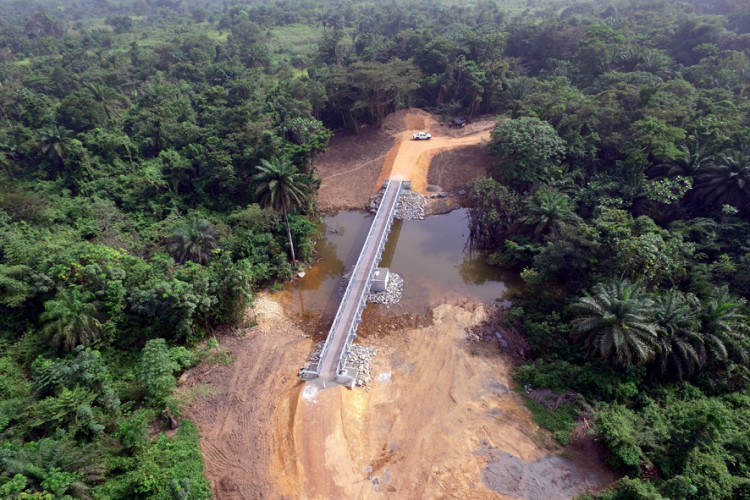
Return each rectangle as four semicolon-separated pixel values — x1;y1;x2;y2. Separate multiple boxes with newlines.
280;209;521;318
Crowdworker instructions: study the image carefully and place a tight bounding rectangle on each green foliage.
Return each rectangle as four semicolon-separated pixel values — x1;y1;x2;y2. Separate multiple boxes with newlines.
137;339;179;404
593;477;666;500
167;218;220;265
466;177;521;250
40;288;102;352
523;396;578;447
570;281;660;367
488;117;567;192
627;116;687;168
97;421;210;499
0;437;105;498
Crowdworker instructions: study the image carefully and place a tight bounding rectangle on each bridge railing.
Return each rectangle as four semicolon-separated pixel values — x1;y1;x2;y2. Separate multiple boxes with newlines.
334;179;402;378
310;179;402;380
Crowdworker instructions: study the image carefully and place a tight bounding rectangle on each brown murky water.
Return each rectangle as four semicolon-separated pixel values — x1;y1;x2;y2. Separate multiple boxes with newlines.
280;209;521;322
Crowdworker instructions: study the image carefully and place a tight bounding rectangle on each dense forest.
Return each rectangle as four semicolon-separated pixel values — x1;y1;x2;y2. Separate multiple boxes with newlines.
0;0;749;497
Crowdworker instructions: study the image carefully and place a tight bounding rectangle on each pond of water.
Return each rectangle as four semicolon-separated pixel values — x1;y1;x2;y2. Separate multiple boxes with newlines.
277;209;521;322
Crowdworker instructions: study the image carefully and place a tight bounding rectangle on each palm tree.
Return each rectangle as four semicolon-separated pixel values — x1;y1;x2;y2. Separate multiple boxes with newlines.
570;281;659;367
252;156;311;267
83;81;122;121
40;288;101;351
520;188;581;240
652;290;703;379
695;150;750;212
700;286;747;364
0;437;104;498
636;49;672;78
663;140;713;178
167;217;220;264
615;47;643;72
39;125;74;169
502;77;534;117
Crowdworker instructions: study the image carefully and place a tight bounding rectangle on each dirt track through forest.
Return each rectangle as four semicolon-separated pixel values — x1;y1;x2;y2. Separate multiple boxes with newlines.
375;111;492;194
182;110;615;499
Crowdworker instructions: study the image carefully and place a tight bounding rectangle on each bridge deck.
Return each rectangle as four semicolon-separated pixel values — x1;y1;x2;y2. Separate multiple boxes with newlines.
317;179;403;381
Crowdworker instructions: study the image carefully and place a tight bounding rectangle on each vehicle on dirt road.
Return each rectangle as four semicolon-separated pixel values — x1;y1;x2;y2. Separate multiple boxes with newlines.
412;131;432;140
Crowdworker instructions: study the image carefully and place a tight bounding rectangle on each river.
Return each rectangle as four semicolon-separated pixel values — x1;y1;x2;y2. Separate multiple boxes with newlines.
278;208;521;323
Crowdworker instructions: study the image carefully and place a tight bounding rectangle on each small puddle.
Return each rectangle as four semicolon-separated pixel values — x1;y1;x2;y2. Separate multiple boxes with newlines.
278;209;521;322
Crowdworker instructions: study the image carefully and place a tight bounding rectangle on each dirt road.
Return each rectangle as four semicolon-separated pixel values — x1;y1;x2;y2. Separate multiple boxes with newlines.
316;109;495;212
182;110;615;499
376;110;493;194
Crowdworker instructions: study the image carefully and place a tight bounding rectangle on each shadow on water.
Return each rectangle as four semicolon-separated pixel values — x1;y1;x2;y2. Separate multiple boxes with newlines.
278;209;521;326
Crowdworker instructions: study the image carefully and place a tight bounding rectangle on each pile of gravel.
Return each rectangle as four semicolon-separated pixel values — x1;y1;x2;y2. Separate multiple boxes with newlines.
343;344;378;388
299;341;324;377
339;272;404;305
299;341;377;389
367;272;404;304
369;189;425;220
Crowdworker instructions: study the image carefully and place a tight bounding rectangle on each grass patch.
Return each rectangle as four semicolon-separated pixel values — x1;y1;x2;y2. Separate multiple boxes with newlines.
9;58;32;67
172;384;217;409
520;391;578;447
205;29;230;42
271;23;320;56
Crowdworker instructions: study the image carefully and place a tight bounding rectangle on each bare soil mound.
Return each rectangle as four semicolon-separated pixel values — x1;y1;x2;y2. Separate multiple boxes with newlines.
427;144;493;193
316;109;494;212
180;294;314;499
316;127;394;212
382;108;438;133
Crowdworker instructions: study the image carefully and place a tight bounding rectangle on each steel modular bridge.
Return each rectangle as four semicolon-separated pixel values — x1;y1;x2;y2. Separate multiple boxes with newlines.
301;178;406;387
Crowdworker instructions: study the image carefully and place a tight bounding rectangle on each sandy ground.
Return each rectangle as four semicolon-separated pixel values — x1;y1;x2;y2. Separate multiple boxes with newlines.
182;110;616;499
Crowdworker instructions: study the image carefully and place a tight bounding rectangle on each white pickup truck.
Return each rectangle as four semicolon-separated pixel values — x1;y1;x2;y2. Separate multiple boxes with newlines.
412;131;432;140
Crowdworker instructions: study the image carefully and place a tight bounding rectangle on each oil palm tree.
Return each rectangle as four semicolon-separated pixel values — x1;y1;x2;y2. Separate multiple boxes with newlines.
39;125;74;169
167;217;220;264
0;437;104;498
695;150;750;212
40;288;101;351
83;81;122;121
252;156;311;267
700;286;747;364
520;188;582;240
664;140;713;178
502;76;535;117
570;280;659;367
652;290;703;379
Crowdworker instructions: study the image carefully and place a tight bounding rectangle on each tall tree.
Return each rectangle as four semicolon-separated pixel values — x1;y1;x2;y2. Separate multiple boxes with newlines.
570;281;659;366
488;116;567;192
662;140;714;178
252;157;311;267
83;82;123;122
700;286;747;364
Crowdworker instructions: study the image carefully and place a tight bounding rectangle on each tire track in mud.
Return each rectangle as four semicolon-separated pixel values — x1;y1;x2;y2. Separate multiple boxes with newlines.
181;310;312;499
